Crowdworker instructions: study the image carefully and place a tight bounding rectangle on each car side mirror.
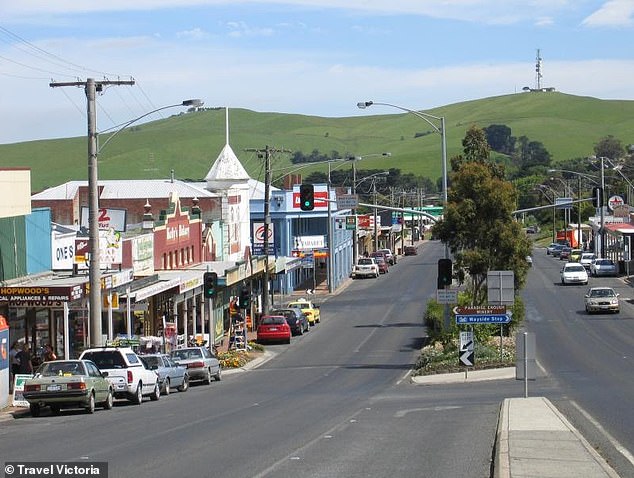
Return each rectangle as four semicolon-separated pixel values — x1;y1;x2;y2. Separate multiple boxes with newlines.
101;371;109;378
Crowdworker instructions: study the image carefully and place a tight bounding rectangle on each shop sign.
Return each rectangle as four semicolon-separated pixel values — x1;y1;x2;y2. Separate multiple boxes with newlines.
294;235;325;250
1;285;84;305
80;206;127;232
131;234;154;276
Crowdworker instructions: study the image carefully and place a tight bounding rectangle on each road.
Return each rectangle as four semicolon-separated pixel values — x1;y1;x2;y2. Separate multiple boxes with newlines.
1;241;516;478
524;250;634;477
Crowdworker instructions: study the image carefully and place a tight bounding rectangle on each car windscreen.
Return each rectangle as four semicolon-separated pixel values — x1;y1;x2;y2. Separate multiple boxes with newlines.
140;356;161;368
171;349;202;360
589;289;615;298
261;316;286;325
81;351;127;369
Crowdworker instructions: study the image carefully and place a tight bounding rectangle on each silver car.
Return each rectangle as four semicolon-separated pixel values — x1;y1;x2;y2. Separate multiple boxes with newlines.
170;347;221;384
139;354;189;395
590;258;618;277
584;287;620;314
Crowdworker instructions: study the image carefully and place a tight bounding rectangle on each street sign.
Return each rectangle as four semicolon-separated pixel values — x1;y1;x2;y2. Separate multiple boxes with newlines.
555;197;573;210
336;194;358;209
345;216;356;230
454;305;505;315
459;331;474;367
437;289;458;304
455;314;511;324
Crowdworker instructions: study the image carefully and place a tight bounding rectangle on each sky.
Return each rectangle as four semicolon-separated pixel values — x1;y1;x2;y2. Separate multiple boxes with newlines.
1;0;633;144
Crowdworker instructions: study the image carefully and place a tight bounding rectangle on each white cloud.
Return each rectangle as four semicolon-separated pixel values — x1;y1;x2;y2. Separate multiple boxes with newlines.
582;0;634;27
225;21;275;37
176;28;211;40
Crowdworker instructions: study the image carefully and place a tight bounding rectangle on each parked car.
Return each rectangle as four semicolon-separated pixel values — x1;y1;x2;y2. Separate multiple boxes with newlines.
170;346;221;384
560;262;588;285
370;251;389;266
23;359;114;416
378;248;396;265
286;298;321;325
584;287;620;314
569;249;583;262
551;244;565;257
139;354;189;395
257;315;291;344
579;253;596;271
590;258;618;277
546;243;559;255
559;246;572;260
403;245;418;256
79;347;160;404
375;256;389;274
269;307;309;336
352;258;379;279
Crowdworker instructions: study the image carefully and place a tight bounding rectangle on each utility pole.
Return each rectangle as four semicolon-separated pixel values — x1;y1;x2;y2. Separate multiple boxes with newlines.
246;146;291;314
50;77;135;348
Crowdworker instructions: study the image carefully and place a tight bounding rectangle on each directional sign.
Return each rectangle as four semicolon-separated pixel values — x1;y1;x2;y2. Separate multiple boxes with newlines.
455;314;511;324
459;331;474;367
454;305;505;315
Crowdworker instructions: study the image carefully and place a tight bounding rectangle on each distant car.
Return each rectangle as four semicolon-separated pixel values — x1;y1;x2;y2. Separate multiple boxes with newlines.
375;256;389;274
590;258;618;277
286;298;321;325
139;354;189;395
269;307;309;336
551;244;565;257
560;262;588;285
569;249;583;262
257;315;292;344
378;248;396;265
579;253;596;271
23;360;114;416
559;246;572;260
170;347;221;384
546;243;559;255
352;258;380;279
369;251;389;265
585;287;620;314
403;245;418;256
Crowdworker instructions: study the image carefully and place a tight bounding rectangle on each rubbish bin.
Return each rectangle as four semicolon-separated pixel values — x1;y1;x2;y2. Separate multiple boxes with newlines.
397;248;402;255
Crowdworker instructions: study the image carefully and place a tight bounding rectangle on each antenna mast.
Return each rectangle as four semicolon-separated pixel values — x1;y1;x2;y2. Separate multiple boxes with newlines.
535;49;543;90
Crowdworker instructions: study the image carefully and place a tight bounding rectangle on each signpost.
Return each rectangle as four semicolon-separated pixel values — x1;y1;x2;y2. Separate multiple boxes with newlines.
459;331;474;367
336;194;358;209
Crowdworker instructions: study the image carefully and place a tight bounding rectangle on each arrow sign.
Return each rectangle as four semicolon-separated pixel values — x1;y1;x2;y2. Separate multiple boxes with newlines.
456;314;511;324
460;350;474;367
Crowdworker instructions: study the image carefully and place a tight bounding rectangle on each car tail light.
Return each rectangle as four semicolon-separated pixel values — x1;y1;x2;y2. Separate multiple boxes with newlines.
67;381;87;390
127;370;133;383
189;361;204;368
25;384;40;392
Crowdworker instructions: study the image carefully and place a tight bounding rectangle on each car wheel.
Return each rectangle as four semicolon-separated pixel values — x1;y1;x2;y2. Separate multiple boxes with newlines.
86;392;95;414
150;383;160;401
50;405;61;416
103;389;114;410
29;404;40;417
162;378;170;396
178;375;189;392
204;368;212;385
132;382;143;405
214;367;222;382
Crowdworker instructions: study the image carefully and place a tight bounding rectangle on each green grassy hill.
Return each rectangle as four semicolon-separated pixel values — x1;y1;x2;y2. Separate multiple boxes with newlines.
2;91;633;193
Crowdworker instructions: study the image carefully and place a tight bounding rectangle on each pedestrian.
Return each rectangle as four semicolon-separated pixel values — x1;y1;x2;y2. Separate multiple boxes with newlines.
9;341;21;390
16;344;34;375
43;344;57;362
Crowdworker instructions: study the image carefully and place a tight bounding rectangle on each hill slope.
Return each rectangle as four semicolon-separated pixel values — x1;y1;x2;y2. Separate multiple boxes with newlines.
2;92;633;193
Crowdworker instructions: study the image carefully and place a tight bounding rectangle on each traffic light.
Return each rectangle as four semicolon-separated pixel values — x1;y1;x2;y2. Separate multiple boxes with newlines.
203;272;217;299
239;288;250;309
299;184;315;211
592;187;603;208
437;259;452;289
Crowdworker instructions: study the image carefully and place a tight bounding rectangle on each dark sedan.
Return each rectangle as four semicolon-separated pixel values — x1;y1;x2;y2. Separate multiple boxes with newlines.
269;308;309;336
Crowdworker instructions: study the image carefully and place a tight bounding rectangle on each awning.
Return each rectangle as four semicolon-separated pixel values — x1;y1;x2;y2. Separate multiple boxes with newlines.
121;278;181;301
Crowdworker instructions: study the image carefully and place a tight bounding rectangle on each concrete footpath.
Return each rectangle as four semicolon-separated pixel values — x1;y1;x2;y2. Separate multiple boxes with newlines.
412;369;620;477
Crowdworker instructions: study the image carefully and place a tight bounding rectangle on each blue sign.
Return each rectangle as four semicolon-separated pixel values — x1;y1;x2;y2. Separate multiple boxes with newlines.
455;314;511;324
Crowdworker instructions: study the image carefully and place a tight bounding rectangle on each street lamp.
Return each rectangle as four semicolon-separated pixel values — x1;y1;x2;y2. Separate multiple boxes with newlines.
89;97;203;347
535;185;557;243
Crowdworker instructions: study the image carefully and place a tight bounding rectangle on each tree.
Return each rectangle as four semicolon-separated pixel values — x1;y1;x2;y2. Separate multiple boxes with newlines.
594;135;625;160
434;125;532;305
484;124;515;155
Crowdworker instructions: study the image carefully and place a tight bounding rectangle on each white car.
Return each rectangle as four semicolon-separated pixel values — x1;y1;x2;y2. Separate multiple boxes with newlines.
560;263;588;285
579;253;596;271
353;258;379;278
584;287;620;314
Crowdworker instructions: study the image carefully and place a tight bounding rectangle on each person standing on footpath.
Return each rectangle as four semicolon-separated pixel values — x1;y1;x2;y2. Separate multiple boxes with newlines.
43;344;57;362
9;341;21;391
16;344;33;375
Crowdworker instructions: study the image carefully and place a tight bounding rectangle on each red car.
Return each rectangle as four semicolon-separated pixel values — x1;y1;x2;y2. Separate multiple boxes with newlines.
375;257;389;274
257;315;291;344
